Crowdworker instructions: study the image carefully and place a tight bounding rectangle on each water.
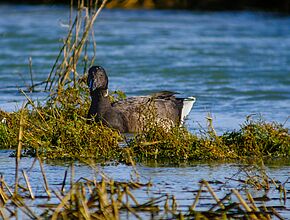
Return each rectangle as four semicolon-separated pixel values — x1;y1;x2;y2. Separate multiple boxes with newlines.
0;5;290;132
0;150;289;218
0;4;289;218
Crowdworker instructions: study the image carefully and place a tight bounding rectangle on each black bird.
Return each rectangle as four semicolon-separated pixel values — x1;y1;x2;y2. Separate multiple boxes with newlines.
87;66;195;133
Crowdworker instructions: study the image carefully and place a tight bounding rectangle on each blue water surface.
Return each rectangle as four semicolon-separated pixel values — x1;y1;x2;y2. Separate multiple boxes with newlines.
0;5;289;218
0;5;289;132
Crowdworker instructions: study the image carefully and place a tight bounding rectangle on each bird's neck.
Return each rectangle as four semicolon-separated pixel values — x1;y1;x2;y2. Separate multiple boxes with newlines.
88;89;111;120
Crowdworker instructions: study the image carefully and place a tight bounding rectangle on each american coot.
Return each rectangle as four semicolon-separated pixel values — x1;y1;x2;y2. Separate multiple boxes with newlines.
87;66;196;133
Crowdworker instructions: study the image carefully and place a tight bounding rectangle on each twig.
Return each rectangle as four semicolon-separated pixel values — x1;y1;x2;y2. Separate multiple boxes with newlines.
28;57;34;92
22;169;35;200
232;189;258;220
38;157;51;198
14;104;26;196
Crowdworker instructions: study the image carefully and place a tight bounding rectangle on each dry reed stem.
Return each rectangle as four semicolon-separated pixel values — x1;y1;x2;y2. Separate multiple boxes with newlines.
20;89;49;134
125;187;139;206
190;183;203;210
53;189;66;204
261;205;272;220
209;192;232;212
22;169;35;200
76;187;91;220
70;164;74;190
58;0;108;90
111;197;119;220
246;191;259;212
0;179;12;198
269;207;284;220
51;187;74;220
14;104;25;196
38;157;51;198
201;180;225;210
0;208;8;220
0;188;8;204
45;16;78;91
11;196;40;219
232;189;258;220
28;57;34;91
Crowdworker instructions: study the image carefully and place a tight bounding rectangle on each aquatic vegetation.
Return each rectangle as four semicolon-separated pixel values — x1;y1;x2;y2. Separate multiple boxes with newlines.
0;159;286;219
222;117;290;157
0;86;124;161
128;115;290;162
0;1;288;219
0;0;125;160
0;110;19;149
1;98;289;161
0;0;289;162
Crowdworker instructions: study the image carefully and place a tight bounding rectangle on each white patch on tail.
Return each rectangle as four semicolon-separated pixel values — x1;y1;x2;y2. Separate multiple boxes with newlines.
180;97;196;124
1;118;7;124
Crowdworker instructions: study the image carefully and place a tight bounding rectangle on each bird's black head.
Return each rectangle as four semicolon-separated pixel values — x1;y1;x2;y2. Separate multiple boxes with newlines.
87;66;108;94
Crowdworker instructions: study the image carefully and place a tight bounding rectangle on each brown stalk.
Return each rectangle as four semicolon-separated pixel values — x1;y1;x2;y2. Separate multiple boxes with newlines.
22;169;35;200
14;104;26;196
11;196;40;219
232;189;258;220
202;180;225;210
190;183;203;210
0;178;13;197
111;197;119;220
38;157;51;198
76;187;91;220
28;57;34;91
0;207;9;220
246;191;259;212
269;207;284;220
125;186;139;206
52;187;74;220
58;0;108;89
0;188;8;204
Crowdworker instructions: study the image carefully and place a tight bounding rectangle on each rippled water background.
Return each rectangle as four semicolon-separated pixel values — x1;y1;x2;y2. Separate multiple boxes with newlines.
0;4;290;132
0;4;289;218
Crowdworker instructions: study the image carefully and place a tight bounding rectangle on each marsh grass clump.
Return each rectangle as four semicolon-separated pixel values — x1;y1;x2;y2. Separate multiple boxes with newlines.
128;114;290;162
127;111;236;162
21;86;123;160
129;123;198;161
0;110;19;149
1;84;123;161
222;118;290;157
128;126;239;162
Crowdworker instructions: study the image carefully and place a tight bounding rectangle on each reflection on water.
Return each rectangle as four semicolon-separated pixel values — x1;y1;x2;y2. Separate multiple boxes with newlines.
0;5;290;132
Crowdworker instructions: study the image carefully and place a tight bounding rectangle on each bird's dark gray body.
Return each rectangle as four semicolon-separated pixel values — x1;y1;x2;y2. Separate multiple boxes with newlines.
87;66;195;133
